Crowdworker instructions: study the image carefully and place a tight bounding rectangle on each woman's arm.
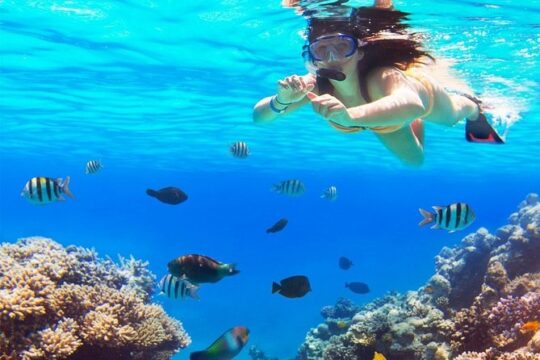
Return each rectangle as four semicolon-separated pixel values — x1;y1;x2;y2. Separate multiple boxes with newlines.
342;67;427;127
253;74;316;124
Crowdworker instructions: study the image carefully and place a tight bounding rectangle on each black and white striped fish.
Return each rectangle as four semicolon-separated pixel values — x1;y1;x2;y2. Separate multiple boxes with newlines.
272;179;305;196
85;160;102;174
321;186;337;201
158;274;200;300
21;177;75;205
418;203;476;233
230;141;250;159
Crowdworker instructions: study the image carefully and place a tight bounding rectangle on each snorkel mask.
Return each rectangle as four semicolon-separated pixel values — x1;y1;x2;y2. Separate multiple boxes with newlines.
304;33;365;81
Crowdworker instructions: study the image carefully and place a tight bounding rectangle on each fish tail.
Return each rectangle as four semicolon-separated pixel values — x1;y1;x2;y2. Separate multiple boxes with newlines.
61;176;75;199
271;184;280;193
418;208;434;227
189;351;207;360
272;282;281;294
345;283;349;288
146;189;157;197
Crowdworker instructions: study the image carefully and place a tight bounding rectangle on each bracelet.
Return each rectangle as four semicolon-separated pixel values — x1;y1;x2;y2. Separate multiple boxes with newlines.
274;96;292;106
269;96;288;114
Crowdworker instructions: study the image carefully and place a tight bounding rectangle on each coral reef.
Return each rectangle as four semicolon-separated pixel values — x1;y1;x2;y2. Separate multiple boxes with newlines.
296;194;540;360
248;345;280;360
0;236;190;359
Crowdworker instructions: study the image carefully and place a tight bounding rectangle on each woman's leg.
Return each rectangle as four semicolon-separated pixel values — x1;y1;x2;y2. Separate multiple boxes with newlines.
423;81;480;126
375;125;424;167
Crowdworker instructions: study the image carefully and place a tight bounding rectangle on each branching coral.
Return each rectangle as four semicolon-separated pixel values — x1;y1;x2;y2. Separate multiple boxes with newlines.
0;237;190;359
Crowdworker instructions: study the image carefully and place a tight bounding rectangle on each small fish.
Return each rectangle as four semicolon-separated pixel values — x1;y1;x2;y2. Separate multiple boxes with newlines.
190;326;249;360
266;218;288;233
272;275;311;298
336;320;348;329
321;185;337;201
346;282;370;294
373;352;387;360
272;179;305;196
339;256;353;270
418;203;475;233
21;176;74;205
158;274;200;300
230;141;250;159
147;186;188;205
85;160;102;174
424;285;433;294
168;254;239;284
520;320;540;333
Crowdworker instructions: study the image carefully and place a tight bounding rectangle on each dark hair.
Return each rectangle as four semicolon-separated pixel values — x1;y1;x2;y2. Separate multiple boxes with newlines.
304;7;433;71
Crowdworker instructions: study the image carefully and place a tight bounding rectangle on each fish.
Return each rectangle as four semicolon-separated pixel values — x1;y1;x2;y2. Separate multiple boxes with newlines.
336;320;348;329
321;185;337;201
339;256;353;270
418;203;475;233
190;326;249;360
424;285;433;294
272;275;311;298
346;282;370;294
271;179;305;196
230;141;250;159
520;320;540;333
373;352;387;360
168;254;239;284
266;218;288;233
158;274;200;300
21;176;74;205
146;186;188;205
85;160;103;174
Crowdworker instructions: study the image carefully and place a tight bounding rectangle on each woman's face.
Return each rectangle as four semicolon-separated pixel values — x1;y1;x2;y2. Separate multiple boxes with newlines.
309;32;364;73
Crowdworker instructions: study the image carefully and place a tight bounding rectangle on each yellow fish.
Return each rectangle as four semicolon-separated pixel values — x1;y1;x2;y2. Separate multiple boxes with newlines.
373;352;387;360
520;321;540;333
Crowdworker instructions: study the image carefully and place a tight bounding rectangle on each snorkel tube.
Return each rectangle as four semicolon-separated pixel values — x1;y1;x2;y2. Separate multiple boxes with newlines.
316;68;346;81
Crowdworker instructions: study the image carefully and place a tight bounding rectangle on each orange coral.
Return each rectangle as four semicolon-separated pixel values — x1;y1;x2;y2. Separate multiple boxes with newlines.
0;237;190;359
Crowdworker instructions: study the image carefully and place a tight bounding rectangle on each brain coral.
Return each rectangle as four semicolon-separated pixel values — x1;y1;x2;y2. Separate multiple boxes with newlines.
0;236;190;359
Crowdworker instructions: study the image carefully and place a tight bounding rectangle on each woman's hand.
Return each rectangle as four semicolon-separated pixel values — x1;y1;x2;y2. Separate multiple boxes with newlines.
306;92;353;126
276;75;315;104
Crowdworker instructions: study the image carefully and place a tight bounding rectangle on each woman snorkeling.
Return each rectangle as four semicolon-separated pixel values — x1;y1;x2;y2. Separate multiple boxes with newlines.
253;2;504;166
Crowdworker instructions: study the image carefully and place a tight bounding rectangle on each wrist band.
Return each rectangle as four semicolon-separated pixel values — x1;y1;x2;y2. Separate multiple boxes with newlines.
269;96;288;114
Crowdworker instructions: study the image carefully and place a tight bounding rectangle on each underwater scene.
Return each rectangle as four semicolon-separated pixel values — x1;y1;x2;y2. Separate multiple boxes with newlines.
1;0;539;359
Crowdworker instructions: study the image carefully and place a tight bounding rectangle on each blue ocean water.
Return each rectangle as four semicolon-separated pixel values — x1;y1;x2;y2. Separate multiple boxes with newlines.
1;0;539;359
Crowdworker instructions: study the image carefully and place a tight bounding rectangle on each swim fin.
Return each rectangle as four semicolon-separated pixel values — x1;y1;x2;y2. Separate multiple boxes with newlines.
462;93;505;144
466;114;505;144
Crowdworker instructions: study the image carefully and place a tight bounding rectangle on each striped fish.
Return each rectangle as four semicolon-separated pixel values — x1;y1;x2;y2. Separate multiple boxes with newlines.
21;176;74;205
272;179;305;196
85;160;102;174
158;274;200;300
321;185;337;201
418;203;476;233
230;141;250;159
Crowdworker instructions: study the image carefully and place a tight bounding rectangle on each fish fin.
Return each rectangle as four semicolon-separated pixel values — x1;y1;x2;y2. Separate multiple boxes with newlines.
61;176;75;199
448;230;456;233
430;224;440;229
345;283;349;288
418;208;434;227
146;189;157;197
271;184;280;193
190;351;207;360
432;206;444;211
190;287;201;301
57;195;66;201
272;282;281;294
